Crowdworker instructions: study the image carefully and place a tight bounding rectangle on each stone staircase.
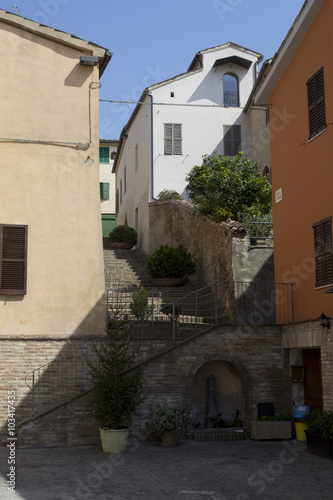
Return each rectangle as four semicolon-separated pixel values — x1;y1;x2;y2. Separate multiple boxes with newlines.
104;248;154;289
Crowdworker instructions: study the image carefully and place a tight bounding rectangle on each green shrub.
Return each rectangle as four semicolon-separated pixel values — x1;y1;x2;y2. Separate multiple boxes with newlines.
109;225;137;246
130;287;152;319
307;409;333;439
146;405;191;436
157;189;182;201
146;244;196;279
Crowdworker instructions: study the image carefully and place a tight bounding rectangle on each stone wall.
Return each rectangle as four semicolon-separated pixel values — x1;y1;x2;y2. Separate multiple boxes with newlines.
0;335;105;445
18;323;289;447
148;200;236;287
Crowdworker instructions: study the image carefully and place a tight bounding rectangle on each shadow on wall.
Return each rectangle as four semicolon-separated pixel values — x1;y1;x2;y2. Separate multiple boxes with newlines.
0;295;106;451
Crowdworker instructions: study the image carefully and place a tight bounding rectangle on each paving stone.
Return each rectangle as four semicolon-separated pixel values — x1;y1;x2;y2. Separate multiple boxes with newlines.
0;439;332;499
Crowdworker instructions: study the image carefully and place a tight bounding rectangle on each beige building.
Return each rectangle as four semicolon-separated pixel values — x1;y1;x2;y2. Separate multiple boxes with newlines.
99;139;118;241
0;10;112;431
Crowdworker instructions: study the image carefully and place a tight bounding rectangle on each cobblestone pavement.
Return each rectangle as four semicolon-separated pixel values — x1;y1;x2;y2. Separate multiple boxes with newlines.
0;438;333;499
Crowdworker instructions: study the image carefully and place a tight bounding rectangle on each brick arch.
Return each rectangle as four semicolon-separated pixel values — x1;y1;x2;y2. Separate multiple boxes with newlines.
185;352;253;431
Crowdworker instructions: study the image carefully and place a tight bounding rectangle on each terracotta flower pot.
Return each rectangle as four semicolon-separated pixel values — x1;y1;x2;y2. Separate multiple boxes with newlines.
110;242;134;249
153;278;187;287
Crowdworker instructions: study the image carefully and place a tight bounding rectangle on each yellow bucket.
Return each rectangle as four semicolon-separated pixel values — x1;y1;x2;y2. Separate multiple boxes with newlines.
295;422;308;441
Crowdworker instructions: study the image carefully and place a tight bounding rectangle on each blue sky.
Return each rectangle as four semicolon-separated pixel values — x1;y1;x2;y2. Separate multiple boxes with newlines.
4;0;305;138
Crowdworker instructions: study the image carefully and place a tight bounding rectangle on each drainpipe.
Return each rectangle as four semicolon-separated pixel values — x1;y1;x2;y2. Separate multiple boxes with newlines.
147;92;155;202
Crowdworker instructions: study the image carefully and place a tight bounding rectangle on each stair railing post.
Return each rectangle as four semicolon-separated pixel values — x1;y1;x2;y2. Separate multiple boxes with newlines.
32;371;35;417
80;347;84;393
214;281;218;324
195;291;198;332
173;303;176;345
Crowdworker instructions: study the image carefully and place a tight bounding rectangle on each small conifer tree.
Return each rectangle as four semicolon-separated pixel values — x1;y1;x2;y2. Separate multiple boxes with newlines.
87;325;145;429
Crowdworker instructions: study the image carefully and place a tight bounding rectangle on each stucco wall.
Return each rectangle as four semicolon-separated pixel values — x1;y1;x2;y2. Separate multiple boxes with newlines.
268;1;333;321
0;20;106;337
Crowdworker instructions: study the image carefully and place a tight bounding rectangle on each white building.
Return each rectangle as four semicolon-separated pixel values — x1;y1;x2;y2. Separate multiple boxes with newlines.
99;139;118;241
113;43;262;253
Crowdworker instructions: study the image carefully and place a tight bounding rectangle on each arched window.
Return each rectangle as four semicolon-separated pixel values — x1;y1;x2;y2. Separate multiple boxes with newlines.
223;73;239;107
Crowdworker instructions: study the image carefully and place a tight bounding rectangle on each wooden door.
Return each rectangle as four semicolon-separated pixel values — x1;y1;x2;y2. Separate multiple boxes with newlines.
302;348;323;411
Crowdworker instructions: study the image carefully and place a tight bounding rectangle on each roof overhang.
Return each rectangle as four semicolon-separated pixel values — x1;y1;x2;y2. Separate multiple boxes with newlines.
255;0;325;105
213;55;252;69
0;9;112;78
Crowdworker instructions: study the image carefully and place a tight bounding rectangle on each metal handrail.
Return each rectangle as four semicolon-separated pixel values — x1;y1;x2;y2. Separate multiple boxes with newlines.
24;280;294;417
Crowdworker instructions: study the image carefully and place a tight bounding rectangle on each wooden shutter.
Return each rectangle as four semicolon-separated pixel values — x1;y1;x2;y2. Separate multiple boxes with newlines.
224;125;241;156
233;125;241;154
164;124;173;155
0;225;27;295
173;124;182;155
313;216;333;287
164;124;182;155
307;67;326;139
224;126;232;155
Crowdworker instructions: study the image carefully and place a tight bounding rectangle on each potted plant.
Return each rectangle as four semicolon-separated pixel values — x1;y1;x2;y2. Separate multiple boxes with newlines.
146;244;196;287
87;324;146;453
305;409;333;459
109;225;137;249
146;404;191;447
251;414;292;441
130;287;152;320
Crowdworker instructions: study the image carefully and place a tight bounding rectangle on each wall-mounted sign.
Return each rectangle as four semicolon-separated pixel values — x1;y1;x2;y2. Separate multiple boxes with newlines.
275;188;283;204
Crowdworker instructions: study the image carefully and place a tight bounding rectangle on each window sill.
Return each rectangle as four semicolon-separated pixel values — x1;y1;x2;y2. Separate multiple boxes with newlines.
308;127;327;143
314;283;333;291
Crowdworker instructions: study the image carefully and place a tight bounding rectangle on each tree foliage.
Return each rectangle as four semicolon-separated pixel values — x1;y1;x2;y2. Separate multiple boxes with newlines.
185;152;272;223
87;326;145;429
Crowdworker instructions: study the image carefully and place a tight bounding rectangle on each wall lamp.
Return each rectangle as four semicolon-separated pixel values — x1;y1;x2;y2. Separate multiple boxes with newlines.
319;312;330;329
80;55;99;66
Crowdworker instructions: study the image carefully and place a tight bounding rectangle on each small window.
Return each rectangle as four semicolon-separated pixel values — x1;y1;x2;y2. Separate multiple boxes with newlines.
223;125;241;156
170;92;174;98
313;216;333;287
307;67;326;139
100;182;109;200
124;166;127;194
223;73;239;107
99;146;110;163
164;123;182;155
120;180;122;205
0;224;28;295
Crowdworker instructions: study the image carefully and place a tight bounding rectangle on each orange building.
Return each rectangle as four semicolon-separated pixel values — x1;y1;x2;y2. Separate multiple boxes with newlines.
256;0;333;323
255;0;333;413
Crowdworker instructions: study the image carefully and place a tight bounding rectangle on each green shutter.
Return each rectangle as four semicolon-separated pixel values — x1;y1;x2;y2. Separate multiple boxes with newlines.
99;147;110;163
100;182;109;200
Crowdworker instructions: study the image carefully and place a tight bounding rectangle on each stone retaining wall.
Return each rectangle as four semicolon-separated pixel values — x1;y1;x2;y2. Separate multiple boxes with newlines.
17;323;289;447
